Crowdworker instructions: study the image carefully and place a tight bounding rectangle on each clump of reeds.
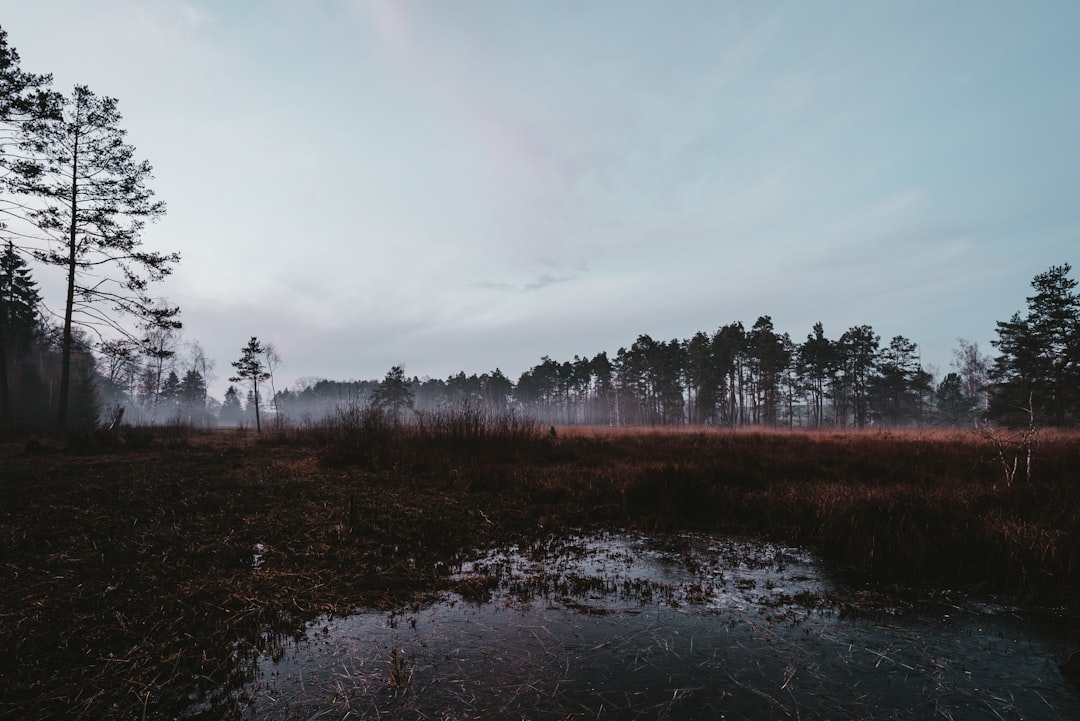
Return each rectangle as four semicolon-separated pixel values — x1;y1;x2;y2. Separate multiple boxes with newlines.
413;405;542;449
263;403;545;468
374;639;413;693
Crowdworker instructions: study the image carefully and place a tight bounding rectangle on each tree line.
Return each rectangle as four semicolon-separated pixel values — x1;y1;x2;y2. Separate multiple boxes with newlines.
271;324;963;429
266;263;1078;430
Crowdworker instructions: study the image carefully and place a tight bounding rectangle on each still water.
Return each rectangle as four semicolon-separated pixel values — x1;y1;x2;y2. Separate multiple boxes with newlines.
210;532;1080;720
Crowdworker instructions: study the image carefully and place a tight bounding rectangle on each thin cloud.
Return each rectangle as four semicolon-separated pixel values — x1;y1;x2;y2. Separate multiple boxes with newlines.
470;280;515;291
470;272;580;293
523;273;576;292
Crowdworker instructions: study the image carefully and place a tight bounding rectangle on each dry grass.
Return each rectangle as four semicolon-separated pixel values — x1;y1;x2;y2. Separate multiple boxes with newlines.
1;423;1078;719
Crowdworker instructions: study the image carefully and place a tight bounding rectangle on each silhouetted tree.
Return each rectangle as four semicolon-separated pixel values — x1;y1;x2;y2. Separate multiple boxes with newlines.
936;372;975;426
67;330;101;429
446;370;481;409
0;24;59;201
0;240;47;429
372;365;414;419
747;316;790;426
798;322;835;427
590;351;616;425
657;338;688;425
871;335;925;425
778;333;800;427
836;325;880;427
684;331;717;425
230;337;271;432
413;375;448;410
0;24;57;146
159;370;180;416
516;357;562;423
219;385;242;427
7;84;179;430
991;264;1080;425
712;322;746;425
480;368;513;414
178;368;207;425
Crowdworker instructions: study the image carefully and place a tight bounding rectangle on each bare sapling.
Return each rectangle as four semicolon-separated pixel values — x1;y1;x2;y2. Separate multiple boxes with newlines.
975;394;1038;486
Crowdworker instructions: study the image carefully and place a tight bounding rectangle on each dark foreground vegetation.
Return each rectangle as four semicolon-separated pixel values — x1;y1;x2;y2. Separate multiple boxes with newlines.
1;416;1079;720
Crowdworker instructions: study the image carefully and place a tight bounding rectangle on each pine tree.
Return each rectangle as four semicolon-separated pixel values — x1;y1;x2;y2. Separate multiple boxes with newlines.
372;365;415;419
991;264;1080;425
178;368;207;425
219;385;242;427
159;370;181;417
0;24;56;136
7;84;179;430
798;323;835;428
0;240;43;425
0;240;39;343
836;325;880;428
230;337;271;432
936;372;975;426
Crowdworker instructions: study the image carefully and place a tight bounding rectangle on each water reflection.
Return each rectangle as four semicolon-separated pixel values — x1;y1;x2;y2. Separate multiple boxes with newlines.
215;532;1080;720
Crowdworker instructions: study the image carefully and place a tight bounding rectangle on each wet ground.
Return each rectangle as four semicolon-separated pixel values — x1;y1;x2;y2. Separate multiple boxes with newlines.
204;532;1080;720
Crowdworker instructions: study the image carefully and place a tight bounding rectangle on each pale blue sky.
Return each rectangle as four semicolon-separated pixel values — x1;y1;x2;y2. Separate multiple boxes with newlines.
2;1;1078;394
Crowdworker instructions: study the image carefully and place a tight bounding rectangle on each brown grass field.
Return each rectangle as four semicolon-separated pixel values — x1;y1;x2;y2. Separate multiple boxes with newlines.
1;420;1078;719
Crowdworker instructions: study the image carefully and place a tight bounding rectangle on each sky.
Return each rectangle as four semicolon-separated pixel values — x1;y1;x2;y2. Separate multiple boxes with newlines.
2;1;1078;398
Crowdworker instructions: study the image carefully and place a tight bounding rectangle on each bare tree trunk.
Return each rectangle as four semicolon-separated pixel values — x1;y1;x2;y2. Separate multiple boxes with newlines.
57;126;79;432
253;376;261;433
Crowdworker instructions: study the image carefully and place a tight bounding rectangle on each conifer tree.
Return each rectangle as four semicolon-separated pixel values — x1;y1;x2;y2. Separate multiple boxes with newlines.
0;240;42;424
991;264;1080;425
219;385;242;427
178;368;207;424
230;337;271;432
372;365;415;419
6;83;179;429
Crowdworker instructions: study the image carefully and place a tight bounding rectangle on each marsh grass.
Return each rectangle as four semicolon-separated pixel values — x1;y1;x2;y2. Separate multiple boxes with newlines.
261;405;544;469
1;423;1079;720
374;639;413;693
258;417;1080;600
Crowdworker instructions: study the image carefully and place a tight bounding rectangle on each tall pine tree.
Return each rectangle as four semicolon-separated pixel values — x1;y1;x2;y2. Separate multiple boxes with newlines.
991;264;1080;425
7;84;179;429
230;337;271;433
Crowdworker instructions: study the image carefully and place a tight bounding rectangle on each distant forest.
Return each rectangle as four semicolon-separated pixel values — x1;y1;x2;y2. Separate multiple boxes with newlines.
269;263;1078;430
1;25;1078;435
